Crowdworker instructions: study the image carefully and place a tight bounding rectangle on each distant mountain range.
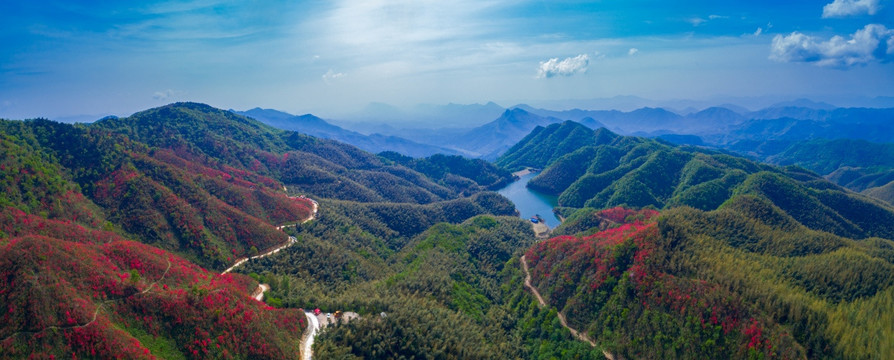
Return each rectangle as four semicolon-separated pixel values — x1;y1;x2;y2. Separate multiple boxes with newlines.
334;101;507;131
240;104;894;167
234;108;466;158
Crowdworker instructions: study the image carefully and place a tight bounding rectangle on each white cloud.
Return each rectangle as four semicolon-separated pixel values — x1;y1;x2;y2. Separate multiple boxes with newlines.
152;89;182;100
628;48;639;56
537;54;590;78
822;0;880;18
320;0;509;52
322;69;347;83
688;17;707;26
770;24;894;67
708;15;728;20
754;27;763;36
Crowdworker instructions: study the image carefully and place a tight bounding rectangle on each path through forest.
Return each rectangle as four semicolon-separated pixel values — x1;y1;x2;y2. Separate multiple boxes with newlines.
521;255;615;360
216;197;319;358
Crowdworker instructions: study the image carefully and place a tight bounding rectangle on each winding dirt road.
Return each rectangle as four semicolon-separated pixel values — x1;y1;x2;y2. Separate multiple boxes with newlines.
2;191;319;354
251;284;270;301
215;196;319;358
238;197;318;359
223;198;318;275
301;311;320;360
521;255;615;359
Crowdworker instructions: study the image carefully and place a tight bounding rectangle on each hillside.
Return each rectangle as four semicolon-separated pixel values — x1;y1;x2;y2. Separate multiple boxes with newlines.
863;180;894;205
0;208;306;359
380;152;514;194
236;108;463;157
501;121;894;358
763;139;894;189
1;117;315;270
502;121;894;242
0;102;523;358
306;215;607;359
95;103;503;204
4;100;894;359
496;121;618;171
0;103;517;270
526;206;894;358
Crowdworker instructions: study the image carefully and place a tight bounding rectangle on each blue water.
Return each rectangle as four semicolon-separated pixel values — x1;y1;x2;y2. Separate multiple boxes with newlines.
497;173;561;228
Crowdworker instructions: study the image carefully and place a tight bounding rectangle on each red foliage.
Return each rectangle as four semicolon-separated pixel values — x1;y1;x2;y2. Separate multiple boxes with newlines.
87;147;313;269
525;207;781;357
596;207;659;225
0;213;306;358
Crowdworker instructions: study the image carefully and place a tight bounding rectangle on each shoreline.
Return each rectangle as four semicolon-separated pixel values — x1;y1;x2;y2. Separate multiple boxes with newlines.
512;168;539;177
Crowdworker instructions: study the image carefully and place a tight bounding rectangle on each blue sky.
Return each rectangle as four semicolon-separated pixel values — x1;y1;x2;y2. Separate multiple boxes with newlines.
1;0;892;120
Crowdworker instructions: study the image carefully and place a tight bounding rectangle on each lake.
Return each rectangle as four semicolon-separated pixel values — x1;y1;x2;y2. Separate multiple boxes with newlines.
497;172;561;228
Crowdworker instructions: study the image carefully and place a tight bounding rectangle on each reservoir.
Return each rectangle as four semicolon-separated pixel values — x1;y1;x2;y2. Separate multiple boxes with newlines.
497;172;561;228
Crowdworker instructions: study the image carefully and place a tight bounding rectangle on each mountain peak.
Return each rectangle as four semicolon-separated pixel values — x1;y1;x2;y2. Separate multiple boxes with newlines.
502;107;530;118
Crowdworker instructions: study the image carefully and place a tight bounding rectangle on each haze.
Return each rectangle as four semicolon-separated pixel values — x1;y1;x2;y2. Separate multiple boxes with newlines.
1;0;892;121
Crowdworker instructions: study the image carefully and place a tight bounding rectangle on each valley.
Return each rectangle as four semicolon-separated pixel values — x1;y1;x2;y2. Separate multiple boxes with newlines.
1;101;893;359
497;172;561;228
5;1;894;358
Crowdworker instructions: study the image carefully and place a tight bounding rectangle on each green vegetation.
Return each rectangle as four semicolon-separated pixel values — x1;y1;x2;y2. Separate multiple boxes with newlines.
732;138;894;204
527;206;894;359
863;180;894;205
306;216;606;359
497;121;618;171
766;138;894;176
3;104;894;359
380;152;514;193
1;115;315;270
0;103;520;358
0;209;306;359
497;121;894;359
500;121;894;241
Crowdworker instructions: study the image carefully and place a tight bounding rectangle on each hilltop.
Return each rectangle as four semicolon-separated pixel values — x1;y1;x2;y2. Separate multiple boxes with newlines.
0;102;520;358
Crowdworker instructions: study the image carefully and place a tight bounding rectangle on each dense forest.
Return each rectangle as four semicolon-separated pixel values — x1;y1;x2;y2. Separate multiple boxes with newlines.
0;103;520;358
529;205;894;359
500;122;894;241
499;121;894;359
2;103;893;359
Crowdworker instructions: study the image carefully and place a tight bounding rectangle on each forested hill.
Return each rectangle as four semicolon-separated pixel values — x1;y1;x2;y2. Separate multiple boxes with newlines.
496;121;618;171
765;139;894;176
94;102;512;203
501;120;894;241
0;108;318;357
0;102;514;268
527;204;894;358
761;139;894;203
0;102;519;358
503;120;894;358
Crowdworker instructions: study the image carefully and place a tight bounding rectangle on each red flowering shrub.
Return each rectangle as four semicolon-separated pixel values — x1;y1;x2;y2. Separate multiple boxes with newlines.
0;214;306;359
525;207;790;358
86;148;313;270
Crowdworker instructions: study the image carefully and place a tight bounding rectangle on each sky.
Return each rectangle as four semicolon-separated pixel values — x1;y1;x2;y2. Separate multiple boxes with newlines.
1;0;893;120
